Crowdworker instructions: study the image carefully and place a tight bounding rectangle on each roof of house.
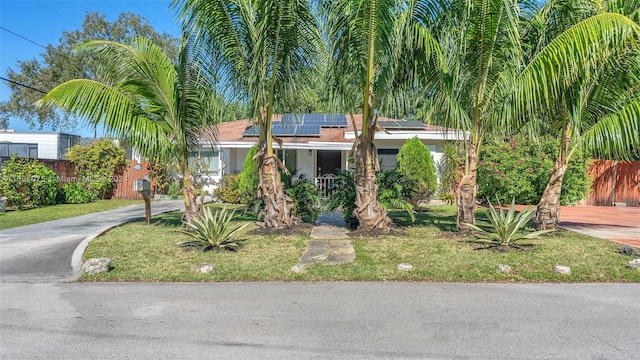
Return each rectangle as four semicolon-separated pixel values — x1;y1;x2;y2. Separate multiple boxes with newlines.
205;114;460;148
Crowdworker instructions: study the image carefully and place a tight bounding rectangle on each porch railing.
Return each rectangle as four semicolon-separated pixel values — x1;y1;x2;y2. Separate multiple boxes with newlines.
314;173;339;199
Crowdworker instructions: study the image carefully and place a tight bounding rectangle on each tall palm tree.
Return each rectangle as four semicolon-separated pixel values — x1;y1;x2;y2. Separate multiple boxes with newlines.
516;0;640;230
173;0;323;229
428;0;523;231
37;36;222;223
430;0;640;231
323;0;440;230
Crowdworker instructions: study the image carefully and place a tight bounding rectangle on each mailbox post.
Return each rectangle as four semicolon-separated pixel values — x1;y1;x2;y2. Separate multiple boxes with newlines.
134;179;151;224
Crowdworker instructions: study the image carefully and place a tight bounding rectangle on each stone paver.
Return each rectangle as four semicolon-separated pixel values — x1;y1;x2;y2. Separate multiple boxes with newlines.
293;212;355;271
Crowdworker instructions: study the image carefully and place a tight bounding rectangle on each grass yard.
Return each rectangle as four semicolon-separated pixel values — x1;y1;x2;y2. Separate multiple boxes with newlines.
0;200;141;229
80;204;640;283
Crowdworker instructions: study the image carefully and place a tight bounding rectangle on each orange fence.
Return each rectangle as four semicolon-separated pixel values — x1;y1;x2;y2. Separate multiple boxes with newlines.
111;160;152;200
586;160;640;207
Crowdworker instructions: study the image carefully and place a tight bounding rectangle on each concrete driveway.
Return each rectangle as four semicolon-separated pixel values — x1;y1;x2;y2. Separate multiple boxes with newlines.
559;206;640;247
0;200;183;282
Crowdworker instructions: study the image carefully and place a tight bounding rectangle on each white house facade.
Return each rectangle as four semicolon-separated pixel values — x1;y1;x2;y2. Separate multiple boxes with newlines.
193;114;464;193
0;130;81;160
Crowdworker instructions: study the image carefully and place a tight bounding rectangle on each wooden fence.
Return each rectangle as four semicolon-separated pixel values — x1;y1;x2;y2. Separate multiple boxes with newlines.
586;160;640;207
111;160;152;200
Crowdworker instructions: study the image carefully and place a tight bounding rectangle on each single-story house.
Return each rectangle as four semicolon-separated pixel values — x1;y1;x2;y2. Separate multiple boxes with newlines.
193;114;464;193
0;130;81;160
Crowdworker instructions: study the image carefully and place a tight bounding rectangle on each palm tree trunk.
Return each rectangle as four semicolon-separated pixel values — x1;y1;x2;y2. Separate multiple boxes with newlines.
456;141;478;231
182;166;201;224
257;153;296;229
535;124;571;230
534;161;567;230
354;130;392;231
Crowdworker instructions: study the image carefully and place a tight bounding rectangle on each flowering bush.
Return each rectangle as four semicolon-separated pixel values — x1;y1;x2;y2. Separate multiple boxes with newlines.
477;137;590;205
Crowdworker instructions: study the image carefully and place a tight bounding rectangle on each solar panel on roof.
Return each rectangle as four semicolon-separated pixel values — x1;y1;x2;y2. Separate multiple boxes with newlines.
304;114;324;122
379;120;425;129
242;125;260;136
272;125;297;136
324;114;348;126
295;125;321;136
282;113;303;124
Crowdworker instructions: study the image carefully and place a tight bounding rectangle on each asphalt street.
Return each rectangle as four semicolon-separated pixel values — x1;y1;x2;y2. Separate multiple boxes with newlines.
1;282;639;359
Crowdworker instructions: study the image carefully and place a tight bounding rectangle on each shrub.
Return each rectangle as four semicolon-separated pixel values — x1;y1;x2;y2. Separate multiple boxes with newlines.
327;170;358;228
214;173;242;204
465;198;553;246
65;139;128;199
437;141;465;197
238;145;259;204
477;137;591;205
147;160;173;195
397;137;438;204
167;180;183;199
176;207;248;251
0;155;59;209
377;169;416;222
61;182;98;204
284;173;322;223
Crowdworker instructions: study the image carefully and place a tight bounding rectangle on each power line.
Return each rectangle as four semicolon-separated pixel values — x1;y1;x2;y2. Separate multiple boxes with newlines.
0;27;47;49
129;0;168;34
36;0;79;28
0;77;47;94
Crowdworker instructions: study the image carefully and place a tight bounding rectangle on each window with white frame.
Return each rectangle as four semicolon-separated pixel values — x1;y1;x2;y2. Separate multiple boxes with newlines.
189;150;219;175
377;148;398;171
276;149;297;172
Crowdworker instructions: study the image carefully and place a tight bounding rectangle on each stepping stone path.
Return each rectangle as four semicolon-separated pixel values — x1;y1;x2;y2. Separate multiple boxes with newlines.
292;212;355;273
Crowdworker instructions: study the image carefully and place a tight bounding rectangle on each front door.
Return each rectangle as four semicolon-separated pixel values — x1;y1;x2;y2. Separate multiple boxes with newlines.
316;150;342;176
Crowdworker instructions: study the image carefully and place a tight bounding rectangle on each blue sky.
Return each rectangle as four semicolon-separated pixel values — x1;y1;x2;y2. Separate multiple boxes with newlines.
0;0;181;136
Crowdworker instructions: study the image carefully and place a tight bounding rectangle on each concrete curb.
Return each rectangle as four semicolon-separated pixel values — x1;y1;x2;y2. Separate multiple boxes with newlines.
69;206;181;282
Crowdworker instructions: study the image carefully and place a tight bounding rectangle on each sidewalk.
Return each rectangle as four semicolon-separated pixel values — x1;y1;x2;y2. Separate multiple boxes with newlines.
292;211;355;272
0;200;184;282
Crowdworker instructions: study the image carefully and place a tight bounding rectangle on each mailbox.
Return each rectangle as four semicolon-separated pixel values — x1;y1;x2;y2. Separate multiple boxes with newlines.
134;179;151;192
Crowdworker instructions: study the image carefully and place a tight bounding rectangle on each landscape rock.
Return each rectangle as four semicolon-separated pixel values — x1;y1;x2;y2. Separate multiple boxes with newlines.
553;265;572;275
191;264;214;274
618;244;640;256
496;264;512;274
397;263;414;271
82;258;112;275
627;259;640;270
291;264;307;274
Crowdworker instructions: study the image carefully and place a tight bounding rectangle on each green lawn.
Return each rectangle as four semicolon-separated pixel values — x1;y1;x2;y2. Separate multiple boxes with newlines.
80;205;640;282
0;200;141;229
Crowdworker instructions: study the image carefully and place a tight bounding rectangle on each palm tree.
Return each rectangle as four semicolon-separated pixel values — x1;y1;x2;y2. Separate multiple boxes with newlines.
428;0;523;231
37;36;222;223
323;0;440;230
430;0;640;231
516;0;640;230
173;0;323;229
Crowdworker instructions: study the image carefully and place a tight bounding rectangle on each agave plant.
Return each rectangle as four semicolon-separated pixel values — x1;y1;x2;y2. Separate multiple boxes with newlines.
465;198;554;246
176;207;248;251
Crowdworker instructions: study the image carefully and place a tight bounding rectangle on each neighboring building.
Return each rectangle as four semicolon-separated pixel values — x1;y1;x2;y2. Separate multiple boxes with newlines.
195;114;464;191
0;130;81;160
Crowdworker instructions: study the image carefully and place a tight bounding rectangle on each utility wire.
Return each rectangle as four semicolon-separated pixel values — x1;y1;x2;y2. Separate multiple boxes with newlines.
0;27;47;49
36;0;79;28
0;76;47;94
129;0;168;34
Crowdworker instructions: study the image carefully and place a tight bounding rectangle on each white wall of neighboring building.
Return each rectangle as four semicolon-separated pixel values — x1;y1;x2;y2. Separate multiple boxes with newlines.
0;132;80;159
